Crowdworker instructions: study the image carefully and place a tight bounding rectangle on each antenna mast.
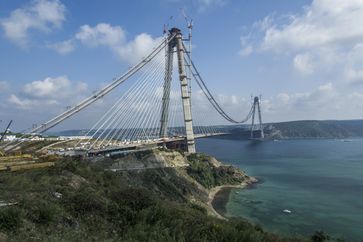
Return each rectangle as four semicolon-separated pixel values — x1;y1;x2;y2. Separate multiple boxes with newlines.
181;9;194;99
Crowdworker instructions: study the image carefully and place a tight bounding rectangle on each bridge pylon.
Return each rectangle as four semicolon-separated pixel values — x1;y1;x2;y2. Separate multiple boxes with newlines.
159;36;174;140
159;28;196;153
250;96;264;140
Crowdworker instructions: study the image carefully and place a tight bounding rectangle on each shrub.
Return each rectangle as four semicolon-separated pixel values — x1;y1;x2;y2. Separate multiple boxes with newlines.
0;207;22;231
311;230;330;242
110;187;156;212
35;203;60;224
21;199;60;225
65;187;108;215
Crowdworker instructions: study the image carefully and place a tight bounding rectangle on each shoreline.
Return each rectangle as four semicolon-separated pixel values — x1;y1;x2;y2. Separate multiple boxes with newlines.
208;177;258;219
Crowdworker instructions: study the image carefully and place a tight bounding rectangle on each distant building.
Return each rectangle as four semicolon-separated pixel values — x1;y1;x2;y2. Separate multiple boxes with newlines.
57;136;92;140
0;135;17;141
30;136;45;141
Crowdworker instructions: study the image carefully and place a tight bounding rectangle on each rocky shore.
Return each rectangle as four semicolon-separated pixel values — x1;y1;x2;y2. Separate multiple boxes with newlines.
209;177;258;218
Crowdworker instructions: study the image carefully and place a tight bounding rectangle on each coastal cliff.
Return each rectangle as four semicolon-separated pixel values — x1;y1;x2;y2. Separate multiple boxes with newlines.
0;150;304;241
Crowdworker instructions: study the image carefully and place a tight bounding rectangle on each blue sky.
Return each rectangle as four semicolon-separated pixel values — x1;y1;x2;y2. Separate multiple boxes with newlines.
1;0;363;131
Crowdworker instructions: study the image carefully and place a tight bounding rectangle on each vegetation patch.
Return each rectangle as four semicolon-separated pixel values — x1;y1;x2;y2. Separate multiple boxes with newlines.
186;153;248;188
0;154;333;241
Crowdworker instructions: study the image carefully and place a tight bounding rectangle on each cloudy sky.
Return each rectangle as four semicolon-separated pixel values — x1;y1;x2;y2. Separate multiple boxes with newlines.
1;0;363;131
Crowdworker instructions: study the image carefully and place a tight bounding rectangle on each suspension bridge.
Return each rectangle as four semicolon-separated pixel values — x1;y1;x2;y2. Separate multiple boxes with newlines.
1;27;264;156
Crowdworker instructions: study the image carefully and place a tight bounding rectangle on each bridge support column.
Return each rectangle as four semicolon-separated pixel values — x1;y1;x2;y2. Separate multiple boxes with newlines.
159;40;175;140
250;102;256;139
250;96;264;139
256;97;264;139
174;28;196;153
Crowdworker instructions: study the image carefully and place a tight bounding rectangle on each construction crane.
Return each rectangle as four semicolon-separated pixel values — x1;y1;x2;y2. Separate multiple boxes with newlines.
0;120;12;143
181;9;193;41
181;9;194;99
0;120;13;156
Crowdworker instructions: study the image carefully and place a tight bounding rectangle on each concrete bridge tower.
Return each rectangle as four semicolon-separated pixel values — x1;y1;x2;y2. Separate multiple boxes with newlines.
159;28;196;153
250;96;264;139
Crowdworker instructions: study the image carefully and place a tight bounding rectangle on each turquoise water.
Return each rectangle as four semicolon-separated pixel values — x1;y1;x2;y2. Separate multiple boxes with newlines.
196;138;363;241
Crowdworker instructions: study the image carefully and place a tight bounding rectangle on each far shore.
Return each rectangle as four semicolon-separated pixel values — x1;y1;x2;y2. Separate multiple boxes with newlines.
208;177;258;219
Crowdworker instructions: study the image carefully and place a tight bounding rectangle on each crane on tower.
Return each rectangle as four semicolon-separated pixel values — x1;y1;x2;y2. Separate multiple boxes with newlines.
181;9;194;100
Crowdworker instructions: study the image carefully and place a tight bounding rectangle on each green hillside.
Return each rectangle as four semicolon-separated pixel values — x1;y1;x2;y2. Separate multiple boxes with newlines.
0;152;308;242
227;120;363;139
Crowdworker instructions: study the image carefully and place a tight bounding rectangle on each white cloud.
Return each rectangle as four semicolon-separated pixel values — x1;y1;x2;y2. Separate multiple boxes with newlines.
115;33;162;64
240;0;363;79
191;83;339;124
293;53;314;74
190;82;351;124
48;39;75;54
191;89;252;125
0;0;66;47
8;76;87;110
190;81;363;124
262;82;347;121
8;94;57;110
51;23;162;65
345;68;363;85
276;93;290;104
75;23;125;48
344;43;363;85
22;76;87;99
195;0;227;12
0;81;9;93
239;45;253;57
261;0;363;52
291;83;335;107
75;23;162;64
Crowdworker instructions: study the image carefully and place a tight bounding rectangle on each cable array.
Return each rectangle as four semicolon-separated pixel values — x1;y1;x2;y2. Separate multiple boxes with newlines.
76;40;257;151
183;43;254;124
78;54;168;150
2;31;263;154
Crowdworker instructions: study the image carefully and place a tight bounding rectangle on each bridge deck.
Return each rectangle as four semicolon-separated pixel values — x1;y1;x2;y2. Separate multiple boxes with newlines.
87;133;228;155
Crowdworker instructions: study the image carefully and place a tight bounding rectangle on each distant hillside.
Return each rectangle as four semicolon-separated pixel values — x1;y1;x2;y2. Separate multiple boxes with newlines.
46;120;363;140
227;120;363;139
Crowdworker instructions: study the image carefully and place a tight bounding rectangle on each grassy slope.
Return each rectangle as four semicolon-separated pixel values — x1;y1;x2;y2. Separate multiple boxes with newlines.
0;154;307;242
186;153;250;189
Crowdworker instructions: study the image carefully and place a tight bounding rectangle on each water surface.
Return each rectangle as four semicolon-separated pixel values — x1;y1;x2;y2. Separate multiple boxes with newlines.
196;138;363;241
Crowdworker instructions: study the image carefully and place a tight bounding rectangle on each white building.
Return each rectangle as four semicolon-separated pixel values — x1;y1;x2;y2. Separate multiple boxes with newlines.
0;135;17;141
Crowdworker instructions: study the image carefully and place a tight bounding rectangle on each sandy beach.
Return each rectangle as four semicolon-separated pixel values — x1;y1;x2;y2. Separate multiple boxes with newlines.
208;177;258;219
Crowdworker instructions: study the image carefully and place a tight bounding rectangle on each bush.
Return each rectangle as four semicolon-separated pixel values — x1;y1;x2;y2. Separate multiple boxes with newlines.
311;230;330;242
110;187;156;212
186;154;246;189
20;198;60;225
65;187;108;215
187;159;216;188
35;203;60;224
0;156;307;241
0;207;22;231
